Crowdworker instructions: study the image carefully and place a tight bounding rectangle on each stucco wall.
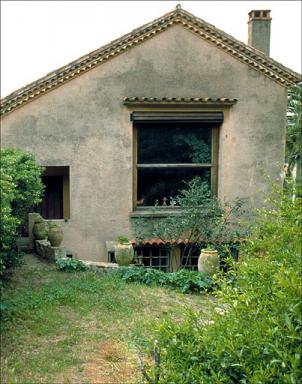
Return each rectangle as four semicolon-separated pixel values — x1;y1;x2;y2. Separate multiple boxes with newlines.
1;25;288;261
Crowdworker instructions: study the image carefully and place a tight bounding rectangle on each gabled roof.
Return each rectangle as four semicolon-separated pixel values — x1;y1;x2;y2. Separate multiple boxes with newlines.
1;6;301;117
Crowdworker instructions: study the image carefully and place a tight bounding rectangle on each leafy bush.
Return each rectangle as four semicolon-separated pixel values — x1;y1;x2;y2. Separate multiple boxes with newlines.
149;185;302;383
0;148;44;279
110;267;213;293
56;258;88;272
286;82;302;188
133;177;247;267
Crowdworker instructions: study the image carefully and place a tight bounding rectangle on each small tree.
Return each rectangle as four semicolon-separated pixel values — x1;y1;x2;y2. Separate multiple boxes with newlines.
133;177;247;268
0;148;44;278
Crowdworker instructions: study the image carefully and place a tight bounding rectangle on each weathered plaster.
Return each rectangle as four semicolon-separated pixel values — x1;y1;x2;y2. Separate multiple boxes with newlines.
1;25;288;261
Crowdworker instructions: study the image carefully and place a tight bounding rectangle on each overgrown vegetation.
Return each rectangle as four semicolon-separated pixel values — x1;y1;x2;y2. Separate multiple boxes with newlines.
133;177;247;268
0;255;213;383
56;257;88;272
110;267;214;293
148;185;302;383
0;148;44;280
286;82;302;188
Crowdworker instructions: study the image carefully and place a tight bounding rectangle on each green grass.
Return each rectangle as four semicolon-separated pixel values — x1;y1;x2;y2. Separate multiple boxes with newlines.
1;254;214;383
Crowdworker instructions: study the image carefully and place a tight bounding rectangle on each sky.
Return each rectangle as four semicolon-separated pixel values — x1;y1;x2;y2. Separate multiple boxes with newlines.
1;1;301;98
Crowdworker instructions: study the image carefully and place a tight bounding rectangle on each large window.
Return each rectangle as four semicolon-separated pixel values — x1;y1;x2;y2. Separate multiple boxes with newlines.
133;112;220;209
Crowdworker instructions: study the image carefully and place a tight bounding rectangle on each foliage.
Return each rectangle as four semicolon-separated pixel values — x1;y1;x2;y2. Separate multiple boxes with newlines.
286;82;302;189
174;133;211;163
0;148;44;279
1;255;212;383
117;236;130;244
56;257;88;272
110;267;214;293
133;177;247;267
1;148;44;223
286;83;302;168
149;185;302;383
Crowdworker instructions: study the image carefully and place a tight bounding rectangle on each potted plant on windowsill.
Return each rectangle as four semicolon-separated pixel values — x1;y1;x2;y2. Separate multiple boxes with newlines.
114;236;134;266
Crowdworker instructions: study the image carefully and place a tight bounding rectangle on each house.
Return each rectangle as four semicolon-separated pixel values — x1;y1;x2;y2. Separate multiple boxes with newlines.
1;6;300;269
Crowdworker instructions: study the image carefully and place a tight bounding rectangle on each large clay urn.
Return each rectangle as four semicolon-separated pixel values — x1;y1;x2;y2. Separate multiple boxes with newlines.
32;216;48;240
48;224;63;247
114;240;134;266
198;249;219;276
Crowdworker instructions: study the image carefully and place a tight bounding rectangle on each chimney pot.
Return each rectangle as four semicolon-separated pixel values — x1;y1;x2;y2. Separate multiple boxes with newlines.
248;10;271;55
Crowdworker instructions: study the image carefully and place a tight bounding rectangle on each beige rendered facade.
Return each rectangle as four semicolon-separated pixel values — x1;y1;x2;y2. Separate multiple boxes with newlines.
1;7;300;262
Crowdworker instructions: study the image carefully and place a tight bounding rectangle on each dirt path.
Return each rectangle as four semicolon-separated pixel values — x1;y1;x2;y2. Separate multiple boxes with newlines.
81;341;140;384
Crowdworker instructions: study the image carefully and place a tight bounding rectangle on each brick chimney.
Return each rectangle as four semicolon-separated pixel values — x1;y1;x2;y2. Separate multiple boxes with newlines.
248;10;271;55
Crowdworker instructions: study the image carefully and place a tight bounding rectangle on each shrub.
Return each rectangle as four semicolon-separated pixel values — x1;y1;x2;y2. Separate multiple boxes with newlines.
56;258;88;272
149;185;302;383
0;148;44;279
133;177;247;268
110;267;213;293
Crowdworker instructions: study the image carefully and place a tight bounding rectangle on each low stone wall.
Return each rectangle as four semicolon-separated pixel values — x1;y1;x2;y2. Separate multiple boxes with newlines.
80;260;120;271
35;239;66;260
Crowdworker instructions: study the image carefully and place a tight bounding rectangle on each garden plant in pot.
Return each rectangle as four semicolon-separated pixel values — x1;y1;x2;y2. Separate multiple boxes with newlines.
114;236;134;266
47;222;63;247
32;214;48;240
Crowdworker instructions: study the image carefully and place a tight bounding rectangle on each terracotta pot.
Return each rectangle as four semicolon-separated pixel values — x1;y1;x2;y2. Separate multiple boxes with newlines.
48;225;63;247
198;249;219;276
114;243;134;266
33;217;48;240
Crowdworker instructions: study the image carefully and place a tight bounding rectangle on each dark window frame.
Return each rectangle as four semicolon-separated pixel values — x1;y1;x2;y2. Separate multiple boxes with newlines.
132;112;220;210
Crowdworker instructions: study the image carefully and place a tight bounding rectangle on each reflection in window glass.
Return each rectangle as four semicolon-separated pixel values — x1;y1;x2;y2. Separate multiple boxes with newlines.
137;123;212;164
137;168;210;206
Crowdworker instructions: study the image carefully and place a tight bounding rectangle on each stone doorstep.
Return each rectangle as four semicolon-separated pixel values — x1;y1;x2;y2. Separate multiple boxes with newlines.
16;237;30;251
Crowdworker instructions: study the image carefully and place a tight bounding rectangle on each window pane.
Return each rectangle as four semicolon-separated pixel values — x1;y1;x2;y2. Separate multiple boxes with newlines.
137;123;212;164
137;168;210;206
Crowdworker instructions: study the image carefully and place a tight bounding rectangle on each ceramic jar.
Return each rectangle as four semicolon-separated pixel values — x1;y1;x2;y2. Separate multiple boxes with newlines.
48;224;63;247
32;216;48;240
114;243;134;266
198;249;219;276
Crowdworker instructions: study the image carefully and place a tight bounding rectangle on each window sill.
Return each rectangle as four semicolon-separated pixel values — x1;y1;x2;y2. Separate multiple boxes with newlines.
130;207;183;218
48;219;70;223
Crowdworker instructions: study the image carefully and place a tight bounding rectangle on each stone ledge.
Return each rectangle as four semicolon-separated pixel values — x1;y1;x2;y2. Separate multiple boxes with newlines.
35;239;66;260
80;260;120;270
79;260;137;271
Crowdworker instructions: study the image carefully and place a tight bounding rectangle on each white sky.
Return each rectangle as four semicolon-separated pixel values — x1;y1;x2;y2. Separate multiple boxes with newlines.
1;1;301;98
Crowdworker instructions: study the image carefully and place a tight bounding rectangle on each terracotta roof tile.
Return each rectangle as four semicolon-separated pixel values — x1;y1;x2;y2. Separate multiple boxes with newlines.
132;237;242;246
1;6;301;116
123;97;238;105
